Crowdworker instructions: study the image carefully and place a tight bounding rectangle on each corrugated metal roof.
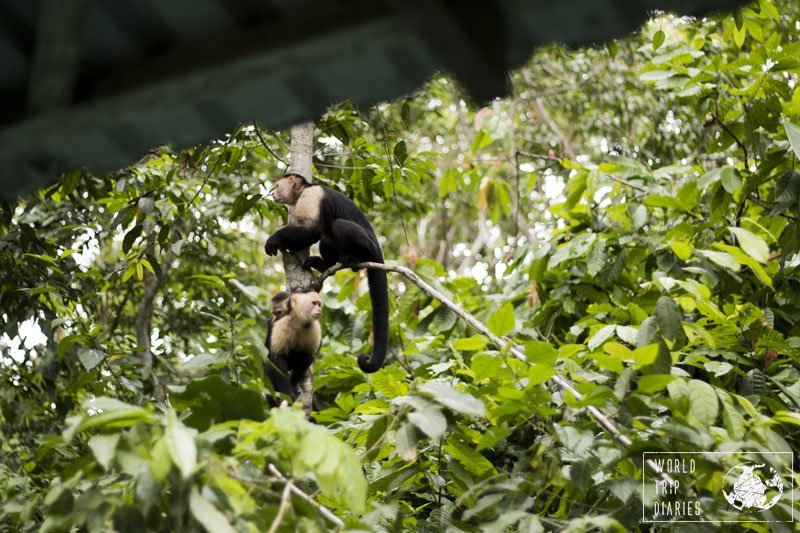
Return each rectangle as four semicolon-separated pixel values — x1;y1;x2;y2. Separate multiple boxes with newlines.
0;0;744;199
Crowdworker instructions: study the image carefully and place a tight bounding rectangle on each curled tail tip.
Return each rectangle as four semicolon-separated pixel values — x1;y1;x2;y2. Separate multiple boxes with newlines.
357;352;383;373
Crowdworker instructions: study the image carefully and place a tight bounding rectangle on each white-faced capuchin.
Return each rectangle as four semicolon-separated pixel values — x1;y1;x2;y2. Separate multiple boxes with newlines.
264;290;322;403
264;173;388;374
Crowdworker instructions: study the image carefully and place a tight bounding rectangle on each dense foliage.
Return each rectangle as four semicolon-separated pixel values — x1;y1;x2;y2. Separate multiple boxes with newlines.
1;1;799;530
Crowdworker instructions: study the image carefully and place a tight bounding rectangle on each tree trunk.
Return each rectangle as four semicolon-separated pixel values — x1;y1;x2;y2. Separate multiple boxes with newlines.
283;121;315;416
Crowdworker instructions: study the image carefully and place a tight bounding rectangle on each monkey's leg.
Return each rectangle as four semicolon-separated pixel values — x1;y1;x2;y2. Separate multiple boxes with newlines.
265;354;294;399
330;219;382;263
265;225;321;255
288;351;315;392
305;237;340;271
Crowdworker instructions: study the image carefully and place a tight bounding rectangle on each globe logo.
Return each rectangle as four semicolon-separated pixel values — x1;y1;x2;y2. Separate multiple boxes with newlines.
722;463;784;511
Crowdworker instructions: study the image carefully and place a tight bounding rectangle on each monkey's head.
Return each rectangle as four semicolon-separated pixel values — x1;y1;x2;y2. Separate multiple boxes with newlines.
291;291;323;322
270;292;291;320
271;174;310;205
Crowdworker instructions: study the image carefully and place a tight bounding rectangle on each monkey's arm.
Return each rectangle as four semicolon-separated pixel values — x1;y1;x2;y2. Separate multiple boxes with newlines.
265;225;321;256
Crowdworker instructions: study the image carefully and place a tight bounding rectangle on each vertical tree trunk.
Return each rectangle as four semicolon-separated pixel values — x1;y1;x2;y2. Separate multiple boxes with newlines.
284;121;315;416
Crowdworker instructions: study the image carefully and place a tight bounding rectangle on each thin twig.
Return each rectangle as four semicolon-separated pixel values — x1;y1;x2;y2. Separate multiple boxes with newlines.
267;464;345;528
267;480;294;533
318;262;673;484
254;125;287;166
374;104;410;247
710;111;748;165
601;173;647;194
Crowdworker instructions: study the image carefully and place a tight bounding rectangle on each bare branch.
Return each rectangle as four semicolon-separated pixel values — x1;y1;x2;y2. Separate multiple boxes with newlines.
267;464;345;528
267;480;293;533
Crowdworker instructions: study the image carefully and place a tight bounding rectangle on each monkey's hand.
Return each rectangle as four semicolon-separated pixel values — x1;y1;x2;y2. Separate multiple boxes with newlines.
264;236;280;256
304;256;328;272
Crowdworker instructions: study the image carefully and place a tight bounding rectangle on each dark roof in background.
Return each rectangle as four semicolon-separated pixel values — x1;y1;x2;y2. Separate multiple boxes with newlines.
0;0;745;199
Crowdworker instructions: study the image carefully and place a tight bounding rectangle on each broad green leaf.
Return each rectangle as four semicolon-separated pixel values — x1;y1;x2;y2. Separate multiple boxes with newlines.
631;344;660;369
637;374;676;393
713;243;773;287
370;366;409;399
78;348;106;371
603;342;632;360
654;296;687;349
669;241;692;260
720;167;741;194
165;410;197;479
653;30;665;50
395;422;419;462
417;381;485;418
718;390;745;439
783;118;800;159
487;302;515;336
393;140;408;166
588;325;616;351
88;434;120;470
189;488;234;533
452;335;489;351
408;405;447;439
729;227;769;263
687;380;719;426
524;340;558;365
697;249;741;271
444;437;496;478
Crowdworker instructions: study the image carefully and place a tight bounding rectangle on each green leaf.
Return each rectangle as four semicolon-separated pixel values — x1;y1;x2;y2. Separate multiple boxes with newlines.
78;348;106;371
524;340;558;365
654;296;687;349
190;488;234;533
363;415;389;461
401;101;411;128
444;437;496;478
588;325;616;351
669;241;692;260
637;374;676;393
653;30;666;50
784;118;800;160
687;380;719;426
417;381;485;417
452;335;489;351
487;302;515;336
165;410;197;480
631;344;659;369
370;366;409;399
393;140;408;166
408;405;447;439
697;249;741;271
720;166;741;194
122;224;143;254
718;390;745;440
729;227;769;263
88;434;120;470
395;422;419;462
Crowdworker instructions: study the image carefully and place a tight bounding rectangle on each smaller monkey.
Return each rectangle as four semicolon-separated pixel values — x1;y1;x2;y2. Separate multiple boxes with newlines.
264;290;322;403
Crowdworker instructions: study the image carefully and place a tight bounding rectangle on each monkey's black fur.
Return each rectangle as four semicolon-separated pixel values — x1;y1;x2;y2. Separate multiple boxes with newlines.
265;174;389;373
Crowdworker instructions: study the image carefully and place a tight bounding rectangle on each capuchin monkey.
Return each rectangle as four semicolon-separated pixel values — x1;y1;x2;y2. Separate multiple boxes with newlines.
264;173;388;374
264;290;322;402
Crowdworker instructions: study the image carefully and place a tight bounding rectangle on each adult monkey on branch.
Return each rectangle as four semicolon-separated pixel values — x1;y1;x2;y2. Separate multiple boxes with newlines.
265;173;389;373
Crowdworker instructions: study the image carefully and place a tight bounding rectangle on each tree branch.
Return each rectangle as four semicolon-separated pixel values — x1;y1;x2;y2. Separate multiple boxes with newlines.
318;261;673;483
267;464;344;528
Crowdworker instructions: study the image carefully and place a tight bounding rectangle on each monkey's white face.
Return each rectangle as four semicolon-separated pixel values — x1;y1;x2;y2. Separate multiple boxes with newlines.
271;175;304;205
292;292;322;320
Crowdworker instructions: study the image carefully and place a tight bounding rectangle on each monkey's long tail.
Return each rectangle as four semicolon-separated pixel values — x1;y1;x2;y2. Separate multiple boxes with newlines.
357;267;389;373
